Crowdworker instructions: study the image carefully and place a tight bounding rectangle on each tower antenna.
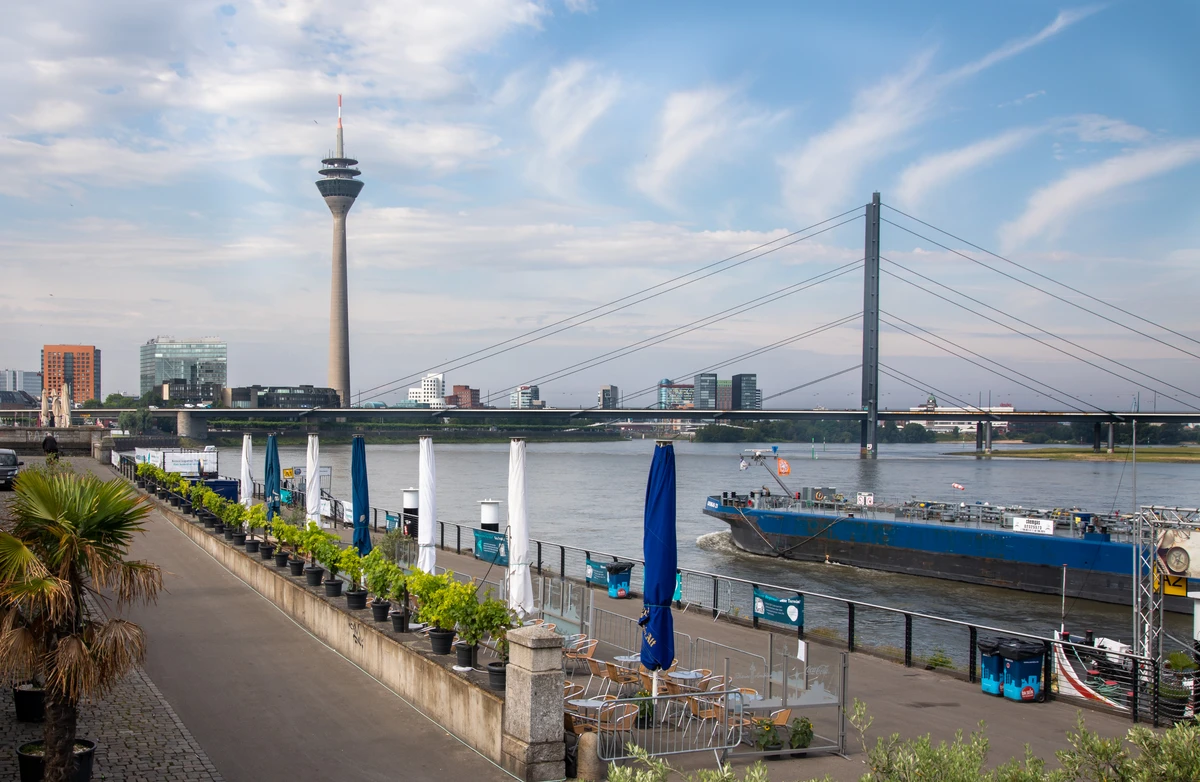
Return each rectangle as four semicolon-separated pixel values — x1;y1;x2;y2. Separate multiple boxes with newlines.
336;94;344;158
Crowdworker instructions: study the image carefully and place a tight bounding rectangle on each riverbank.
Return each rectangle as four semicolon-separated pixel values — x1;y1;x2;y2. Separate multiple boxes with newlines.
200;429;624;447
951;445;1200;463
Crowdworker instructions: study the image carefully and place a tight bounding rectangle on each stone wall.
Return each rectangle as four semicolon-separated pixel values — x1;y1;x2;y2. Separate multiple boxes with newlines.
0;427;100;454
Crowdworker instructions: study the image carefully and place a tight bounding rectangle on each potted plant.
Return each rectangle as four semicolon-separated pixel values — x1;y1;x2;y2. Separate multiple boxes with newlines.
224;503;245;545
388;569;411;633
243;504;266;554
478;597;518;690
273;520;304;573
631;689;655;727
315;539;343;596
362;549;392;621
788;716;813;755
300;523;328;585
409;570;457;654
12;678;44;723
17;738;97;782
340;548;369;609
753;717;783;759
135;462;149;489
205;492;225;532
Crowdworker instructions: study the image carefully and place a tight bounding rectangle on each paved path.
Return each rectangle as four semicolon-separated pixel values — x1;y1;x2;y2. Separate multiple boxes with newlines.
84;461;515;782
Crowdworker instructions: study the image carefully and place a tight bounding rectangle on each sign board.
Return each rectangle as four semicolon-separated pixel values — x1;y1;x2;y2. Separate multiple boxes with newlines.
1156;528;1200;580
1012;516;1054;535
584;558;610;587
320;499;332;519
797;639;808;663
856;492;875;506
1153;565;1189;597
473;529;509;566
291;465;333;481
282;468;295;480
752;587;804;627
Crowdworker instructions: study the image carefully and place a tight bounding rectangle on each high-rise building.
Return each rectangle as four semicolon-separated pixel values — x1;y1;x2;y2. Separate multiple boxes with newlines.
656;379;694;409
0;369;42;399
139;337;227;397
756;388;763;410
316;95;364;409
597;385;620;409
716;379;732;410
446;385;482;409
510;385;541;409
222;385;340;409
41;345;100;405
407;373;446;409
693;374;717;409
732;373;758;410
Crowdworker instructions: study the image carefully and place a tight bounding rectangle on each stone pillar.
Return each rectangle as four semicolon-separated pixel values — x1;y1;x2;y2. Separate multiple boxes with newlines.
177;411;208;441
1107;422;1115;454
1093;421;1102;453
502;625;565;781
984;421;992;453
974;422;983;452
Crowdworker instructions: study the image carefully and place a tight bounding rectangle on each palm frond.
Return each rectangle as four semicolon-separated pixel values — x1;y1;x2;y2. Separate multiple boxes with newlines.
0;608;41;683
47;634;98;704
113;561;163;607
90;618;146;689
0;532;50;584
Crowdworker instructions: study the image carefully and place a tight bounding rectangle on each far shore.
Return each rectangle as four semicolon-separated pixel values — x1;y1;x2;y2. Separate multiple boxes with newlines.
947;445;1200;463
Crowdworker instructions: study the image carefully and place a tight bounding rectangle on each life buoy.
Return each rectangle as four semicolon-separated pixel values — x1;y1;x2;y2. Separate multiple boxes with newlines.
814;491;825;502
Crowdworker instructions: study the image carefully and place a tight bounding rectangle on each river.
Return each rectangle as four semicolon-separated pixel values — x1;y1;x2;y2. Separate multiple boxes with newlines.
217;439;1199;650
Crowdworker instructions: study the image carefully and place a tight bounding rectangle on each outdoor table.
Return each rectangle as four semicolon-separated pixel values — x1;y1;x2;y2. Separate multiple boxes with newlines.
735;688;840;713
667;669;703;682
567;698;607;723
614;654;641;665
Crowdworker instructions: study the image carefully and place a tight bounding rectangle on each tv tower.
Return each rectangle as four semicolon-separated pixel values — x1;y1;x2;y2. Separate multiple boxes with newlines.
316;94;363;408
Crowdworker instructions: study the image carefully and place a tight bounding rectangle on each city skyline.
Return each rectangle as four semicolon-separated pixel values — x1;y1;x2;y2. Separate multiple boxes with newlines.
0;3;1196;411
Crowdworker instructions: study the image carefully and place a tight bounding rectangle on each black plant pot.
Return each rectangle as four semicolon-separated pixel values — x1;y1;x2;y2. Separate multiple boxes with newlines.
287;559;305;576
487;661;507;690
324;579;343;597
370;600;391;622
304;566;325;586
275;551;291;567
762;745;783;761
202;514;215;528
12;684;44;723
346;589;368;611
157;488;168;499
136;479;146;489
455;643;478;669
212;522;225;535
390;611;409;633
429;628;456;655
223;528;235;541
245;539;260;554
18;738;95;782
169;494;180;507
259;543;275;559
180;501;192;514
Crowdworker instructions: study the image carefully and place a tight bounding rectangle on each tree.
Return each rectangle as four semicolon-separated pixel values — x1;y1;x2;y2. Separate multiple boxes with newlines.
80;399;102;409
0;468;162;782
103;393;138;408
117;409;152;435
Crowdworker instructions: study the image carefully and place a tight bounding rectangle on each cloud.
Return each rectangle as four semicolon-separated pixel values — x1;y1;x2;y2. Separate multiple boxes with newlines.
895;126;1042;207
1062;114;1150;143
1000;139;1200;248
780;9;1094;221
564;0;596;13
528;60;620;193
998;90;1046;108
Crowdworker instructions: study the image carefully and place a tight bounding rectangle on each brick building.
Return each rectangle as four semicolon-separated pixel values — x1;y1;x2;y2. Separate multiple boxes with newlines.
41;344;101;405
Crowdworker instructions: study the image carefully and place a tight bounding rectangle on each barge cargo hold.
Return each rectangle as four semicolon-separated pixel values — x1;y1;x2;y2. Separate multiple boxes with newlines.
703;493;1193;612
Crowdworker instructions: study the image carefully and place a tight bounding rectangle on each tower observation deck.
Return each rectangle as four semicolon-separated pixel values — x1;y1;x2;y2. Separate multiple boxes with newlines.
316;95;362;408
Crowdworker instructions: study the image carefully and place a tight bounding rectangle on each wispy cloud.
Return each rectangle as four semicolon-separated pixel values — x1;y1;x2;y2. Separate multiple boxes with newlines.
528;60;620;193
895;127;1042;207
998;90;1046;108
563;0;596;13
1062;114;1149;143
780;9;1095;221
1000;139;1200;249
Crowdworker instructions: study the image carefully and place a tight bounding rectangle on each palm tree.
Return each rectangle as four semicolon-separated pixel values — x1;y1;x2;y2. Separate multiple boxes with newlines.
0;468;162;782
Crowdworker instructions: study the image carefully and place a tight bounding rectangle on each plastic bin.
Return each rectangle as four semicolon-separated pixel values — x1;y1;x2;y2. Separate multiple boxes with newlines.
204;479;239;502
1000;639;1045;702
605;561;634;599
977;637;1003;696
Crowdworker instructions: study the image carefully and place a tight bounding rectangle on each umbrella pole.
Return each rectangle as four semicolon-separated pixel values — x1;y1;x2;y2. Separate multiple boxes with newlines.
652;670;659;723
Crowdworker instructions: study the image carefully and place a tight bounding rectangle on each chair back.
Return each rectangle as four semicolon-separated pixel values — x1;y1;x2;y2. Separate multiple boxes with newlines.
771;708;793;726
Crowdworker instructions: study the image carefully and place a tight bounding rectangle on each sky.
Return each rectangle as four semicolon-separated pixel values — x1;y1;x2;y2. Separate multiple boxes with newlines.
1;1;1198;413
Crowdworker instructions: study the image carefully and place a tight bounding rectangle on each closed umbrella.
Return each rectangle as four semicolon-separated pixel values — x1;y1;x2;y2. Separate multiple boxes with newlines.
305;433;321;525
639;441;677;700
240;434;254;507
507;438;533;617
264;434;281;521
417;436;437;573
351;435;372;555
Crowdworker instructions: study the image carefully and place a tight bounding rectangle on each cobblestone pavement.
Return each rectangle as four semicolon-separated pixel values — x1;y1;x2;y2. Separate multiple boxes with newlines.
0;664;225;782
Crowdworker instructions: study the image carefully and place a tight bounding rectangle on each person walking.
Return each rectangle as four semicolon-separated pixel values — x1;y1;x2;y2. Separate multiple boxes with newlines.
42;433;59;463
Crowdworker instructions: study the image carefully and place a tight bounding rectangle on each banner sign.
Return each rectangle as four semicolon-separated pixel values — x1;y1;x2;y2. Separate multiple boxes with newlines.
753;587;804;627
473;529;509;566
320;498;332;519
585;558;610;586
291;465;332;481
856;492;874;506
162;451;217;477
1012;516;1054;535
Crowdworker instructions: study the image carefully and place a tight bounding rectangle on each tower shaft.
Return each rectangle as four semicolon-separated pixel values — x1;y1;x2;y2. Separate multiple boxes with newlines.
329;203;351;407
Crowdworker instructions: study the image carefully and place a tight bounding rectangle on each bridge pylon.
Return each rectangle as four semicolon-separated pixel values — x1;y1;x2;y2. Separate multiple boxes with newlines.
860;192;881;458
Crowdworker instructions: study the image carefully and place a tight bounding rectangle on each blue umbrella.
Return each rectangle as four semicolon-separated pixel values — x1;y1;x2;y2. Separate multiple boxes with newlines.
351;435;373;555
264;434;281;522
639;441;676;674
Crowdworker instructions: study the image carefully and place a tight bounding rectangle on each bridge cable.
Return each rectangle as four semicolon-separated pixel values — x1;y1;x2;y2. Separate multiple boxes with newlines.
354;208;866;404
761;365;863;403
879;213;1200;362
882;203;1200;352
878;363;995;417
880;260;1200;411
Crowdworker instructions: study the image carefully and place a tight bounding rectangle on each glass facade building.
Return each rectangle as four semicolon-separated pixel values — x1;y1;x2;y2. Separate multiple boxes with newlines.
732;373;759;410
140;337;227;397
693;374;717;409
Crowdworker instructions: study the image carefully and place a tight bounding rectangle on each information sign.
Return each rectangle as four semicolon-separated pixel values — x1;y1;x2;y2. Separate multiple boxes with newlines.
752;587;804;627
473;529;509;566
1012;516;1054;535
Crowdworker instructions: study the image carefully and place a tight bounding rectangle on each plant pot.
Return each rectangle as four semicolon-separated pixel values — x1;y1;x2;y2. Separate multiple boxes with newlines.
259;543;275;559
202;514;215;528
323;579;344;597
245;539;260;554
370;600;391;622
346;589;368;610
287;559;305;576
487;661;507;690
12;684;44;722
18;738;95;782
390;611;409;633
212;522;225;535
232;532;247;546
223;528;235;541
136;479;146;489
304;566;325;586
169;495;180;507
455;642;478;669
157;488;168;500
763;744;783;761
429;628;456;655
180;501;191;514
274;551;291;568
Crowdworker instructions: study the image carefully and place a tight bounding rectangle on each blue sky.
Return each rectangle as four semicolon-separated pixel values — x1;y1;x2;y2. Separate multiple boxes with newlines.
1;1;1197;411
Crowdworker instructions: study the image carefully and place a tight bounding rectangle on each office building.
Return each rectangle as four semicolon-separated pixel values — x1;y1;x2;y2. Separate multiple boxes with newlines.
0;369;42;399
162;379;223;405
222;385;341;409
407;373;446;410
41;345;101;405
656;379;694;409
510;385;542;409
716;379;732;410
446;385;482;409
693;374;717;410
756;389;763;410
732;374;758;410
0;390;38;410
907;395;1012;434
597;385;620;409
140;337;227;397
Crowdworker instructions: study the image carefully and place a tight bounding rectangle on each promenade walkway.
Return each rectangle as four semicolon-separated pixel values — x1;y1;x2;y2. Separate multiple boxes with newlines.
83;461;515;782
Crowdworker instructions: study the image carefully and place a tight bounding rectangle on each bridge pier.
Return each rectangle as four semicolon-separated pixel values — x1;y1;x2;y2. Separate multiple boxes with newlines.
1108;422;1115;454
1092;422;1102;453
984;421;992;453
177;411;208;441
974;422;984;453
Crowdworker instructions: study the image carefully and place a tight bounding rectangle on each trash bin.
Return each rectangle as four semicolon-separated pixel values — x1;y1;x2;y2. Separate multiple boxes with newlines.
1000;639;1045;702
977;637;1003;696
605;561;634;599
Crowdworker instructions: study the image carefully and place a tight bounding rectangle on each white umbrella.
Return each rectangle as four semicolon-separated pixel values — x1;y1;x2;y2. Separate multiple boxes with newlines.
507;438;534;617
417;436;437;573
57;383;71;428
305;433;321;525
39;393;48;427
239;434;254;507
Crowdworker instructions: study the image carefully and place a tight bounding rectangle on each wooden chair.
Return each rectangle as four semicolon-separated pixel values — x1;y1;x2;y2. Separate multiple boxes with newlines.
715;703;756;745
698;675;726;691
564;712;595;735
737;687;760;699
565;638;597;674
638;671;655;692
694;668;713;678
564;681;585;707
683;694;721;738
770;708;792;727
597;703;638;751
584;658;611;697
604;664;639;697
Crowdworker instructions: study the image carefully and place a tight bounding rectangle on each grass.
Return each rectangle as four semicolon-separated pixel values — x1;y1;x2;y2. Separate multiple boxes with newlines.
951;445;1200;463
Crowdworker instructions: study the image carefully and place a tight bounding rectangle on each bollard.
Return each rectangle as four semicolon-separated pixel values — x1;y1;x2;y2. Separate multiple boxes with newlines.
575;731;604;781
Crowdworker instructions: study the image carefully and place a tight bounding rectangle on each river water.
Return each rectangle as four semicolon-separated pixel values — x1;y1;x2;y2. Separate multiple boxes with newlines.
219;439;1199;648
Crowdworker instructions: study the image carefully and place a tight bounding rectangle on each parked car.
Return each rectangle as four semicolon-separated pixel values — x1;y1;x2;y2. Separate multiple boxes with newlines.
0;449;23;490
